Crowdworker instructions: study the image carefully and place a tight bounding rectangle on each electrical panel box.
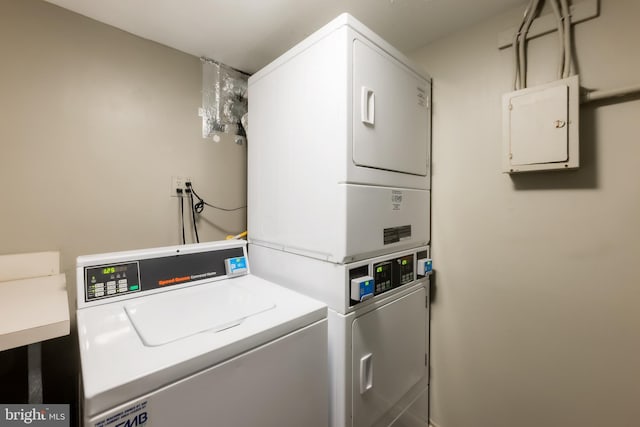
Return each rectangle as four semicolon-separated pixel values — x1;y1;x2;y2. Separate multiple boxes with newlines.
502;75;579;173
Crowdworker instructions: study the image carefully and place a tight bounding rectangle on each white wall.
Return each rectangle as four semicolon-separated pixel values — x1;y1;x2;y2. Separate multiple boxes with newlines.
0;0;246;305
411;1;640;426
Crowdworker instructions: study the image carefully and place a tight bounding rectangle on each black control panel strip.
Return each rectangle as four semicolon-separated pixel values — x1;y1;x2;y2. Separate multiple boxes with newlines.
85;247;244;302
348;250;420;306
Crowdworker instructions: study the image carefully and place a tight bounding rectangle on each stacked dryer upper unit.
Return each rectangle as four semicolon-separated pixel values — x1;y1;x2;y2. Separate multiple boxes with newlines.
248;13;430;264
248;13;431;427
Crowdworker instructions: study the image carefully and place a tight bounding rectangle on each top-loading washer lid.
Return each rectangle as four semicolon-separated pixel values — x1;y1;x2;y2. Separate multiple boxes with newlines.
124;281;276;346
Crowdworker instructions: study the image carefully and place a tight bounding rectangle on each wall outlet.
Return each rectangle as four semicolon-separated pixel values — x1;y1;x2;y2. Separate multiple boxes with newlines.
171;176;192;197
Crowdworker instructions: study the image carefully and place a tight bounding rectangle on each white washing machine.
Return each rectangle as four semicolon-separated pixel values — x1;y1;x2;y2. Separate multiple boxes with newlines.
76;240;328;427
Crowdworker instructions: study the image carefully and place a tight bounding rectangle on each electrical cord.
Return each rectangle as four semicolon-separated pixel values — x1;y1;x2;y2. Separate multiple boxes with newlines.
177;188;186;244
181;181;246;245
186;182;247;212
187;189;200;244
180;193;186;244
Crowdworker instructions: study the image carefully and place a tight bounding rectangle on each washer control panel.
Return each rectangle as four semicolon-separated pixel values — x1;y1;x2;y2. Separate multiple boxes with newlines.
85;262;141;301
80;245;245;304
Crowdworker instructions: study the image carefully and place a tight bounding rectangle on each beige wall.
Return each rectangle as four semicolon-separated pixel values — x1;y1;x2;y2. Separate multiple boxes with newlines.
411;1;640;426
0;0;246;405
0;0;246;309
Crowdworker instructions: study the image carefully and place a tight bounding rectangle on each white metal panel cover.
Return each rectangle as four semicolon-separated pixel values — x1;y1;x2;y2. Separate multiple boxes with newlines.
352;39;430;176
509;85;569;165
351;287;427;426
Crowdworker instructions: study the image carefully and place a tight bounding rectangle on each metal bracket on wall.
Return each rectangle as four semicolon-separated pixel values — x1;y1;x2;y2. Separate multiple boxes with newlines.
497;0;599;49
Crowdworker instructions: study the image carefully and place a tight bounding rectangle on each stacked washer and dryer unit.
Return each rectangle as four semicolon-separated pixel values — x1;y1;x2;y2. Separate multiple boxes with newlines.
248;14;432;427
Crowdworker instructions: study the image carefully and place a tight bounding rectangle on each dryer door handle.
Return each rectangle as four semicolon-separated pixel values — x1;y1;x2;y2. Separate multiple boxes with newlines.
360;353;373;394
361;87;375;126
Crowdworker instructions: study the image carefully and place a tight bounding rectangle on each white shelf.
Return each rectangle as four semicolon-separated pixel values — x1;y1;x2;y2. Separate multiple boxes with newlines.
0;271;69;352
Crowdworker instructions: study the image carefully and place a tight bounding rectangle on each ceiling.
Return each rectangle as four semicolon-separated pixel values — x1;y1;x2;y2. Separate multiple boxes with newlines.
44;0;525;74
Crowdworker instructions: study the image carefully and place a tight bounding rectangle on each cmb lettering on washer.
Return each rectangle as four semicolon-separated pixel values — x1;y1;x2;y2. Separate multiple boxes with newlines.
114;412;147;427
95;402;148;427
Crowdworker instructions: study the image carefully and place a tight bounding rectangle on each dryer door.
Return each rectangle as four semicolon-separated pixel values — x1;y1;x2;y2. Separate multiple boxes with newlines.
351;286;427;427
352;38;430;176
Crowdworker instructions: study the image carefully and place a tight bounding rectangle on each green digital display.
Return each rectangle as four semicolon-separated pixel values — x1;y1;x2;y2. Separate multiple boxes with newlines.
100;265;128;276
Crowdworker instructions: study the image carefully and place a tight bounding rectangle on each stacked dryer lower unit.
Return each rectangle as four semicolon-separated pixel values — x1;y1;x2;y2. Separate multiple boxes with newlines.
248;13;432;427
249;245;430;427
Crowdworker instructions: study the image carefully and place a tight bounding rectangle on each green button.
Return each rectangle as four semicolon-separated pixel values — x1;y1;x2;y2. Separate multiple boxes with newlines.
129;285;140;291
